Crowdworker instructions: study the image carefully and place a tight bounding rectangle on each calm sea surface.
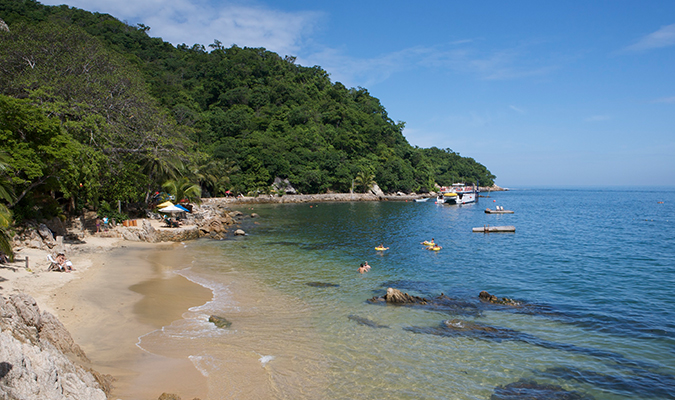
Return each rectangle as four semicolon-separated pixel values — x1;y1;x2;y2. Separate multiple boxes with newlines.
138;188;675;399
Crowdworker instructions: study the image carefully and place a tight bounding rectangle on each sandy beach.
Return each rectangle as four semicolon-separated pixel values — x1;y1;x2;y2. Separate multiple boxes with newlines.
0;227;215;399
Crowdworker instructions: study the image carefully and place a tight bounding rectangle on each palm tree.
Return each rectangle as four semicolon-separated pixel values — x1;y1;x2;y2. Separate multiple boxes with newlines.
142;152;184;203
162;177;202;205
191;159;238;197
354;169;375;193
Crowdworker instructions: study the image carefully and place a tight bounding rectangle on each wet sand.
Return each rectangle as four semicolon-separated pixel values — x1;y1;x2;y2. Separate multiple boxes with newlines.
51;242;213;399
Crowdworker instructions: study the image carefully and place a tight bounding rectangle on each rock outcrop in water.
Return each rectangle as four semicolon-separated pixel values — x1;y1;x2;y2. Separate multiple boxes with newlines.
208;315;232;329
478;291;522;306
368;288;481;316
369;288;429;304
0;294;111;399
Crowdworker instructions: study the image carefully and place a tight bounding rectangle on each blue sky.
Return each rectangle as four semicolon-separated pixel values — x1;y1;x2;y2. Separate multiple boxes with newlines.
39;0;675;187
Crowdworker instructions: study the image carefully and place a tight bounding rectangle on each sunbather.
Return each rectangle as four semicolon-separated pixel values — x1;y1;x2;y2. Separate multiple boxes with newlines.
48;253;74;272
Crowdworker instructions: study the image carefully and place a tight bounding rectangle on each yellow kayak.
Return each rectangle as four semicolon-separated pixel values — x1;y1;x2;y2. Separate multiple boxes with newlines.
375;247;389;251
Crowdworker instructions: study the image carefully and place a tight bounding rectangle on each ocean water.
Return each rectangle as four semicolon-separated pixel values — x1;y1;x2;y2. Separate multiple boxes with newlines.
138;188;675;399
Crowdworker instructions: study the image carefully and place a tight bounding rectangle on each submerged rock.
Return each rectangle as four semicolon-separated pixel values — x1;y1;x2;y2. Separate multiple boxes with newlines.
209;315;232;329
542;366;675;399
491;379;593;400
347;315;390;329
406;318;651;370
306;282;339;288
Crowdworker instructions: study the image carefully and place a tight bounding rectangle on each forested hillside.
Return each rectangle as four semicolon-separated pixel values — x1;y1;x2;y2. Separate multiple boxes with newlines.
0;0;495;227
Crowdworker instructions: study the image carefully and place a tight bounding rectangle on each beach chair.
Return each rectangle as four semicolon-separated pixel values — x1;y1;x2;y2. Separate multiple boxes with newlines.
47;254;63;272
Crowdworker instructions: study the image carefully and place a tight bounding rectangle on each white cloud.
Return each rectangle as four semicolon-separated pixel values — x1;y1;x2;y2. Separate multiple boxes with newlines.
652;96;675;104
509;105;526;114
301;41;560;89
584;115;611;122
39;0;322;56
623;23;675;52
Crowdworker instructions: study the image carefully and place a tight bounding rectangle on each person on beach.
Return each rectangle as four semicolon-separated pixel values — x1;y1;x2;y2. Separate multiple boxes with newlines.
49;253;74;272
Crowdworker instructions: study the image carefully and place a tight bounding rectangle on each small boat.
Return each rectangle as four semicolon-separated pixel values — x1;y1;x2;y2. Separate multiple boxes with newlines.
375;246;389;251
415;198;429;202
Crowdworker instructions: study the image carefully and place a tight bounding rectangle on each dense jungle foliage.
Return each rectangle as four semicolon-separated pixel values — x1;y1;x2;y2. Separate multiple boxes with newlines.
0;0;495;230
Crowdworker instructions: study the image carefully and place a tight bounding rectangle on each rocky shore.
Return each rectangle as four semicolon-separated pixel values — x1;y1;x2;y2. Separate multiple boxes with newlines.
0;293;111;399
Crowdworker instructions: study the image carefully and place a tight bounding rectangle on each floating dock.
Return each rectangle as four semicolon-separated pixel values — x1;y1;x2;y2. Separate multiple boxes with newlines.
473;225;516;233
485;208;514;214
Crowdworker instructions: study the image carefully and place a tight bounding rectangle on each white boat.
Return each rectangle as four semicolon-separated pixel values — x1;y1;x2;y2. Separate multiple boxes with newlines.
415;198;429;202
436;184;478;205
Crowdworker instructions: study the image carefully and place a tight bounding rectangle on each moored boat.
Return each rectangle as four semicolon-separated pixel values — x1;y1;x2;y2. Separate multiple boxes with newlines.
436;184;478;205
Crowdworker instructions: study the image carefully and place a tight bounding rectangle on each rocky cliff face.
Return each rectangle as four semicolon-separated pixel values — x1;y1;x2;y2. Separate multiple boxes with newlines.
0;293;111;399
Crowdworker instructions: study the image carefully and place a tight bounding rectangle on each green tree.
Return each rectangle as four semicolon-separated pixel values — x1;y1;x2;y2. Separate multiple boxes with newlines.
162;177;202;205
0;95;81;211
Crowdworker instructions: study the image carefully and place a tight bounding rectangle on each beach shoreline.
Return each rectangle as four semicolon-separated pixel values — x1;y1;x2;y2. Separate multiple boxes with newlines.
0;233;216;399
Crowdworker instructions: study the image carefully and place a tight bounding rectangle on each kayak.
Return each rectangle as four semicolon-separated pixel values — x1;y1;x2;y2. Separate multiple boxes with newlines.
375;247;389;251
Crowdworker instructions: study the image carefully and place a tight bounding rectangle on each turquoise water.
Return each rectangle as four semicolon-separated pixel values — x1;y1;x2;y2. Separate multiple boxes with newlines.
141;189;675;399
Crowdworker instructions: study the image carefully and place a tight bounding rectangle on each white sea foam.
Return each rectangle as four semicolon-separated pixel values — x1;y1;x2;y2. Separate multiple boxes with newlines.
259;355;275;367
189;355;213;377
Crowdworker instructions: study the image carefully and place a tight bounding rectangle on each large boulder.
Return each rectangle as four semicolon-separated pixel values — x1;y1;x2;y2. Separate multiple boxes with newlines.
44;217;68;238
139;220;159;243
273;177;297;194
0;294;110;399
370;183;384;197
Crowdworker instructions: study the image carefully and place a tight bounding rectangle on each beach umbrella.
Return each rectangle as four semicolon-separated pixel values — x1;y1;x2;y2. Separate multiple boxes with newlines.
158;204;185;214
176;204;190;212
157;201;174;209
